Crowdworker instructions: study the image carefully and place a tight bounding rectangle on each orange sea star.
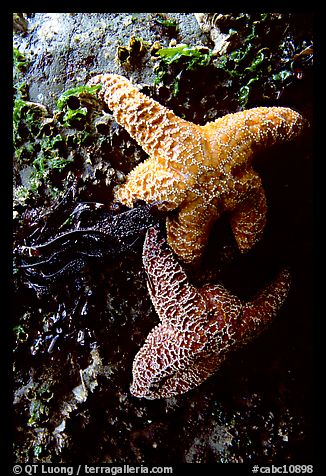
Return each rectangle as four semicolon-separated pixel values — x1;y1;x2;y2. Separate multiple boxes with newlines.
88;73;305;264
130;226;291;399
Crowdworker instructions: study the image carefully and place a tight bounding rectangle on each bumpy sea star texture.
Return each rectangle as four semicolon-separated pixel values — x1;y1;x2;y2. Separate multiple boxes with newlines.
88;73;305;264
130;226;291;399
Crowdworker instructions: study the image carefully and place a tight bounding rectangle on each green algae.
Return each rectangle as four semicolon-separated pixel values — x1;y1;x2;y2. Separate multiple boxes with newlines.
14;106;73;194
154;13;178;29
33;445;43;459
28;399;49;426
56;84;101;111
32;134;71;172
13;47;29;72
13;325;28;344
27;384;54;427
154;44;213;95
62;106;88;127
153;13;311;110
13;81;102;199
156;44;212;68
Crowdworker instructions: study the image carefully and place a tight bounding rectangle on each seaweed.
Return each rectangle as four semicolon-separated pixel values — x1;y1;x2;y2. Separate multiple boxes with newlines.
56;84;101;111
156;44;212;67
62;106;88;128
152;13;312;113
154;44;212;95
206;13;312;108
13;47;29;72
13;81;104;200
27;385;53;427
154;13;178;30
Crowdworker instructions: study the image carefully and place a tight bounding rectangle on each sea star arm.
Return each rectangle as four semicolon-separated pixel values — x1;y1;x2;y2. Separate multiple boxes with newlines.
199;268;291;348
131;269;291;399
228;180;268;252
201;107;304;254
142;226;207;323
89;74;305;264
169;270;291;398
151;350;225;399
166;196;220;264
114;155;188;211
239;268;291;345
201;106;305;161
131;225;216;399
88;73;204;175
130;322;225;399
131;228;291;399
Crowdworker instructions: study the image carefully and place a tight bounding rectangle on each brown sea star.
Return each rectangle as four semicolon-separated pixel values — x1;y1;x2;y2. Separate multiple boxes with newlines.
130;226;291;399
88;73;305;264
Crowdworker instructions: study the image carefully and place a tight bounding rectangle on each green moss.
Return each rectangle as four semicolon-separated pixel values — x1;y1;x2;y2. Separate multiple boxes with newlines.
33;445;43;458
154;44;212;95
13;325;28;343
68;130;92;146
37;384;54;402
14;83;98;187
244;48;271;74
14;185;31;205
28;399;49;426
47;186;61;200
13;97;77;193
203;14;303;108
273;70;292;82
15;132;73;195
33;153;72;175
13;81;102;200
13;100;46;147
15;81;28;100
156;44;212;68
238;78;260;107
13;98;28;125
155;13;178;29
13;47;29;72
27;385;53;426
62;106;88;127
56;84;101;111
32;135;72;181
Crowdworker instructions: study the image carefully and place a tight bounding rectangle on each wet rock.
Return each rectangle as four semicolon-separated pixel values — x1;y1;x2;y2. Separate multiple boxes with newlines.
13;13;204;110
